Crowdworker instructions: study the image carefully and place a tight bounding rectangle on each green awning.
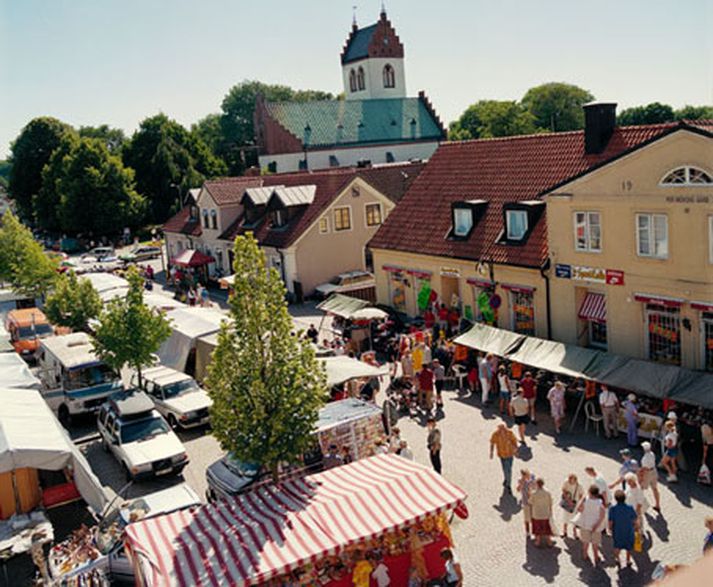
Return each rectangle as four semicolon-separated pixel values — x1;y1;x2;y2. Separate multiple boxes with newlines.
452;323;525;357
506;337;604;380
316;294;371;319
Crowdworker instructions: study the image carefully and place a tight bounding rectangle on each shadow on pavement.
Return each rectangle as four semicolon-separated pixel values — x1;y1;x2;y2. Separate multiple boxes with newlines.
522;539;562;583
492;491;520;522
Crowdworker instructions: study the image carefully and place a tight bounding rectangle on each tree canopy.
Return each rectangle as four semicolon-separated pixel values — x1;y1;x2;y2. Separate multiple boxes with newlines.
449;100;538;140
521;82;595;132
8;117;75;221
92;267;171;386
206;233;326;481
78;124;126;154
45;271;102;332
123;113;227;223
618;102;675;126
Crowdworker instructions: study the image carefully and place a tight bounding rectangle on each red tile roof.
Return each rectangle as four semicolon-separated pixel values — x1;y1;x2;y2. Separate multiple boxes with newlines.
162;206;202;236
368;122;713;268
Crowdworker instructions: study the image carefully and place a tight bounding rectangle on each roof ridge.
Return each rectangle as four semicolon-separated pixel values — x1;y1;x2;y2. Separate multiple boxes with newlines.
265;96;421;107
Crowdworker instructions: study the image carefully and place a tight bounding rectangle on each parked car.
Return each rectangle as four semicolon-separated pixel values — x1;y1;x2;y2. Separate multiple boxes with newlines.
97;392;188;481
314;270;375;298
81;246;117;263
119;245;161;263
5;307;53;360
131;365;212;429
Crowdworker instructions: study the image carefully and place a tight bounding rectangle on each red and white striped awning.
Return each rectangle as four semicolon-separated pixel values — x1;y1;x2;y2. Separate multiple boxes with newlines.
125;455;467;587
578;293;607;323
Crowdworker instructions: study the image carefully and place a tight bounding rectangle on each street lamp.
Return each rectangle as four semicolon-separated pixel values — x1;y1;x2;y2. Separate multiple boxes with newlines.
151;227;166;279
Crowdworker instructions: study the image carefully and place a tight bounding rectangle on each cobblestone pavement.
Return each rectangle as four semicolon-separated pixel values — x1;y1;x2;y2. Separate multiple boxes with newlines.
396;387;713;586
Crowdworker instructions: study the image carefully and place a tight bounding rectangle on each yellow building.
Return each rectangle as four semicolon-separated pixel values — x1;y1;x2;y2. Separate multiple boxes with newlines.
546;118;713;371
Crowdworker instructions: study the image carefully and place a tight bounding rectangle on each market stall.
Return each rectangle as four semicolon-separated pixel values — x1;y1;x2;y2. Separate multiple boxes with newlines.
320;356;389;387
157;307;229;372
126;454;468;587
0;352;41;389
81;272;128;295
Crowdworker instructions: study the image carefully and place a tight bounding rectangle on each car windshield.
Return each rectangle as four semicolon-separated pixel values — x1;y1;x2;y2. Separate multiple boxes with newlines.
329;277;342;285
162;379;199;398
64;364;115;390
120;416;169;443
17;323;52;340
224;455;260;478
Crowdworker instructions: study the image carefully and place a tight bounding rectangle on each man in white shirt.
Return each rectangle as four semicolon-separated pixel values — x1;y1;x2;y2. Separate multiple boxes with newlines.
371;558;390;587
639;441;661;512
598;385;619;439
584;466;610;507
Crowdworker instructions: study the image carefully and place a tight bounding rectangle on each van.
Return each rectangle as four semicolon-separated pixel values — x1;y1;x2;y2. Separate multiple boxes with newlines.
5;307;53;360
37;333;123;425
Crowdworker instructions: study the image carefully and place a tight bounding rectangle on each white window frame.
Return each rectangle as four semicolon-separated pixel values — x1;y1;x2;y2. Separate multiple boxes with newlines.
364;203;383;227
333;206;352;232
588;320;608;350
272;208;286;228
636;213;668;259
660;166;713;186
644;304;681;365
510;290;535;335
318;216;330;234
453;208;473;237
574;211;602;253
506;210;528;240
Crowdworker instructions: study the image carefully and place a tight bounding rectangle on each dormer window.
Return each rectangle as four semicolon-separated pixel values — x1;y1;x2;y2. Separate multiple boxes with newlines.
202;209;209;228
210;209;217;229
506;210;528;240
660;166;713;186
450;200;486;239
271;208;287;228
189;205;198;220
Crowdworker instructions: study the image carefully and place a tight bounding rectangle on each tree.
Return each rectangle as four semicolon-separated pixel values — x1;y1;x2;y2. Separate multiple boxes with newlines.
449;100;537;140
191;114;224;163
206;233;326;481
123;114;226;222
92;267;171;386
521;82;595;132
618;102;674;126
45;271;102;332
8;117;75;221
0;211;58;298
40;137;145;235
674;105;713;121
220;81;334;174
78;124;126;154
0;161;11;190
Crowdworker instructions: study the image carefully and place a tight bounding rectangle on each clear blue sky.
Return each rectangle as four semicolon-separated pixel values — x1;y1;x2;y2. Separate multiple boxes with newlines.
1;0;711;158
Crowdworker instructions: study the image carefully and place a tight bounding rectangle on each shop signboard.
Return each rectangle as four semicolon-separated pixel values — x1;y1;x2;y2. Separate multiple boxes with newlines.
606;269;625;286
555;264;572;279
571;266;606;283
440;267;461;278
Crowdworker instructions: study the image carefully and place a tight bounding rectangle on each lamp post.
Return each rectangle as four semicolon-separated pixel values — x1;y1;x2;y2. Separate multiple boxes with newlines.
152;227;166;280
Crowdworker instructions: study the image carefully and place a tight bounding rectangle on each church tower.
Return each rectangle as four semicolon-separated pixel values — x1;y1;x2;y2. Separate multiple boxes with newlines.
340;8;406;101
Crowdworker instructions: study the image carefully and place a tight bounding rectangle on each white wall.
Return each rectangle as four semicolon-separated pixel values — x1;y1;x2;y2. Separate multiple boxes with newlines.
342;58;406;100
259;140;437;173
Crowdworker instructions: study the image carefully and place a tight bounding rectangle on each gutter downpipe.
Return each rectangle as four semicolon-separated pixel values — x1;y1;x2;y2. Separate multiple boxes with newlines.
540;259;552;340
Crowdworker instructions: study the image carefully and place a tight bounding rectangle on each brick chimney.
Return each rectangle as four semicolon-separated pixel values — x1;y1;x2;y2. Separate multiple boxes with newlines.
583;102;617;154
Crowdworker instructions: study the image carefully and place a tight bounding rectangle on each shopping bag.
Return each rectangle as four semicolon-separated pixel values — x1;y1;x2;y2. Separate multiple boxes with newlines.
698;464;711;485
634;530;643;553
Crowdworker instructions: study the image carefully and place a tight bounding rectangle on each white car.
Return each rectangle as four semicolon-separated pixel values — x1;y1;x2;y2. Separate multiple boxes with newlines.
81;246;117;263
97;392;188;481
314;270;375;298
131;366;212;429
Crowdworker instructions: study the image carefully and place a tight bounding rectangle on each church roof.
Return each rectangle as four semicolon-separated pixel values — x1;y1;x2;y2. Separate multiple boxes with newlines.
342;24;377;63
264;97;445;149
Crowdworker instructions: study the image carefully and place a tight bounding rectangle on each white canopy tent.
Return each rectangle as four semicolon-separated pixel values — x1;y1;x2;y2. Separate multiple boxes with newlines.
158;307;229;371
98;287;186;312
80;272;128;294
0;353;41;389
0;388;108;514
320;356;389;387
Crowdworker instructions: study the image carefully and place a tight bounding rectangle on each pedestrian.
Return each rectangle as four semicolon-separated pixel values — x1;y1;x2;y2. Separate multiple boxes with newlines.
510;389;530;445
704;516;713;553
517;469;537;537
623;393;639;447
702;419;713;468
598;385;620;439
639;441;661;512
609;489;638;567
547;380;566;435
560;473;583;539
661;420;679;482
417;363;435;413
497;365;512;416
388;427;402;453
437;303;448;333
306;324;319;344
433;359;445;409
401;351;414;383
187;287;196;306
577;485;606;564
439;548;463;587
341;445;353;464
529;478;555;547
398;440;414;461
584;466;610;507
200;284;210;307
323;444;344;469
371;554;391;587
426;417;442;474
624;473;649;532
520;371;537;424
374;438;389;455
610;448;640;492
478;353;492;405
489;423;518;494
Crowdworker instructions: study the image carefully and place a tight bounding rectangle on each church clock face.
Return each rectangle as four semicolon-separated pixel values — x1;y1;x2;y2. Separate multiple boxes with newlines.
383;37;389;45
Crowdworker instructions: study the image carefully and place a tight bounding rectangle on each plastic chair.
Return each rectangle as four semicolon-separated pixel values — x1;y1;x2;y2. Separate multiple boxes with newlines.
450;364;468;392
584;401;604;436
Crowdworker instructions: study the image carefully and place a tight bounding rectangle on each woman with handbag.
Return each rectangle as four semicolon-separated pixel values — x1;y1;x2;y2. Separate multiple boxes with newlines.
576;485;607;565
560;473;583;539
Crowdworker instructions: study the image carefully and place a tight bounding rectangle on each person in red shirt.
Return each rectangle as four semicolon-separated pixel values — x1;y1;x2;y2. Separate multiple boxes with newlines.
448;308;460;335
437;304;449;333
423;308;435;330
418;364;435;413
520;371;538;425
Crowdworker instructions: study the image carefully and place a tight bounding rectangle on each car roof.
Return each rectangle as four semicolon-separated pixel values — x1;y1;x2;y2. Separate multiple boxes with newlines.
338;270;371;278
123;483;200;522
7;308;48;327
141;365;192;386
110;391;155;416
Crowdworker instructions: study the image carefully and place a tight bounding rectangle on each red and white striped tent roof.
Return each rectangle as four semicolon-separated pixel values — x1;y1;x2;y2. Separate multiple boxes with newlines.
125;455;467;587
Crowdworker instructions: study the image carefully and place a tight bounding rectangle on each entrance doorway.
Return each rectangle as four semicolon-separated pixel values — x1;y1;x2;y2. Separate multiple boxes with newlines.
440;276;460;308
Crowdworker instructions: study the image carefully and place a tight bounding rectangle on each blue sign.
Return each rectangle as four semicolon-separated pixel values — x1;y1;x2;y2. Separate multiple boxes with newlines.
555;263;572;279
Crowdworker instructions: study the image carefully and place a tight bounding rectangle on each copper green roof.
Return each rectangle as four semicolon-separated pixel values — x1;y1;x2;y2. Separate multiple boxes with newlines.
265;98;444;148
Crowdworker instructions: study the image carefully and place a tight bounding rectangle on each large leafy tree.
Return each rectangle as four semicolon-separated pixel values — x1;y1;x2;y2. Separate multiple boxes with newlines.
449;100;537;140
78;124;127;154
45;271;102;332
521;82;594;132
123;114;226;223
8;117;75;221
92;267;171;386
220;81;334;174
674;105;713;121
40;137;145;235
206;233;326;481
191;114;224;163
0;212;58;298
618;102;675;126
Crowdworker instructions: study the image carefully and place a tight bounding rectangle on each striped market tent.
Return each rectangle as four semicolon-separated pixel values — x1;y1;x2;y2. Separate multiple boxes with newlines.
125;454;468;586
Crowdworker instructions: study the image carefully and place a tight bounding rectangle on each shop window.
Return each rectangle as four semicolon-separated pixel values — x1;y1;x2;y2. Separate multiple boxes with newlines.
472;285;497;326
389;271;406;312
334;207;351;231
646;304;681;365
365;203;382;226
511;290;535;335
319;217;329;234
660;166;713;186
210;209;217;230
215;249;224;272
703;312;713;371
636;213;668;259
412;275;432;313
506;210;528;240
589;321;608;350
574;211;602;252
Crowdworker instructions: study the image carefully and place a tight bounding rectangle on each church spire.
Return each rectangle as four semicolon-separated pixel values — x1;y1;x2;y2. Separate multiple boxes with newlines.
352;5;358;31
380;2;387;20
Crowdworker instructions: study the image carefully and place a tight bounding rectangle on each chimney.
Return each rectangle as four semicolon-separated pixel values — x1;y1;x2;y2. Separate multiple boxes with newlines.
583;102;617;155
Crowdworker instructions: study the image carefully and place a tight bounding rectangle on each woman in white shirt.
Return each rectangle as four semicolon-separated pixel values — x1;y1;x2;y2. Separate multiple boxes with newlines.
625;473;650;531
576;485;606;564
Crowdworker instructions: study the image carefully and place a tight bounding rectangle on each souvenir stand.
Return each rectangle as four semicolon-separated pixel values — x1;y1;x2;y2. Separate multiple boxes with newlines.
125;455;468;587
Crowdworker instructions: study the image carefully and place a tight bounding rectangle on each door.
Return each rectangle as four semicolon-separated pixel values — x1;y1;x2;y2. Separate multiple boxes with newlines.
293;281;304;304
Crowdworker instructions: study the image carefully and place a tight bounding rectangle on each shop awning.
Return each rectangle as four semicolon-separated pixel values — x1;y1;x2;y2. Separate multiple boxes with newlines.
125;455;467;587
170;249;215;268
578;293;606;323
316;293;371;319
633;293;684;308
81;272;128;294
0;353;41;389
506;337;605;379
453;323;525;357
157;307;229;371
320;356;389;386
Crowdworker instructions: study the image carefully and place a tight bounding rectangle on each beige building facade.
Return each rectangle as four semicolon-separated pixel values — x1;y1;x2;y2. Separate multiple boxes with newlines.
546;128;713;371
